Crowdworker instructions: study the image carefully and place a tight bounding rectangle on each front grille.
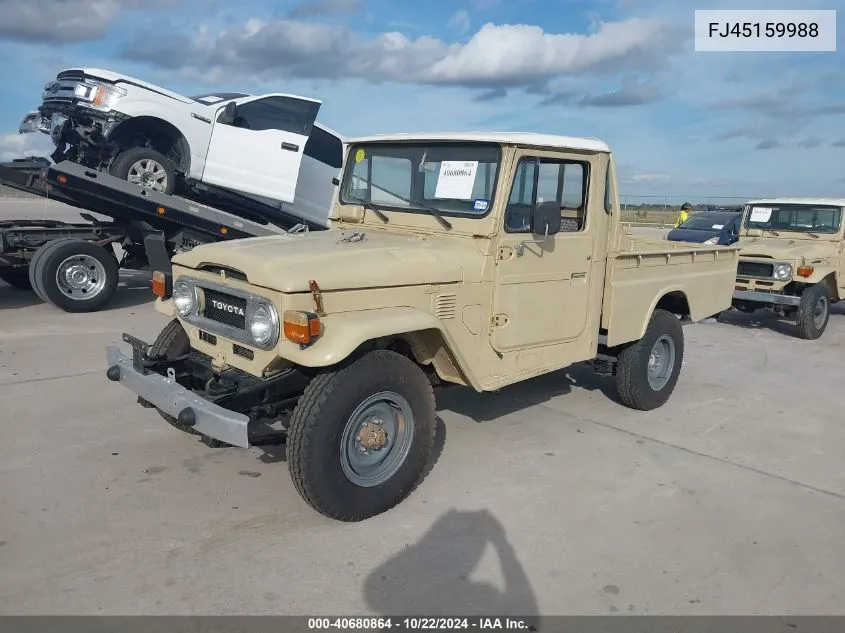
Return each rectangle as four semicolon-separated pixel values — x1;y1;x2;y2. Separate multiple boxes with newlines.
737;261;774;278
201;288;247;329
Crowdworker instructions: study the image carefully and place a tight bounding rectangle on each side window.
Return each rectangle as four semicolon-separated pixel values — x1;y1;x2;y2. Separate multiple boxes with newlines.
603;161;613;214
220;97;319;135
504;157;589;233
303;126;343;169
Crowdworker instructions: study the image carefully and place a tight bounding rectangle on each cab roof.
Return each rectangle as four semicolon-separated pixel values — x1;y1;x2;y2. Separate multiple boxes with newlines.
747;197;845;207
349;131;610;153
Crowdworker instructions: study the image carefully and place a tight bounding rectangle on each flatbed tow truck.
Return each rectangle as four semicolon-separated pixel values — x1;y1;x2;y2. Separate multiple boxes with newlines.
0;157;326;312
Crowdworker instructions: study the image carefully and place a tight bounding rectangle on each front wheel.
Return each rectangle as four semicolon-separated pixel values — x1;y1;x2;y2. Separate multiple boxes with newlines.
287;350;437;521
110;147;176;195
795;283;829;340
615;309;685;411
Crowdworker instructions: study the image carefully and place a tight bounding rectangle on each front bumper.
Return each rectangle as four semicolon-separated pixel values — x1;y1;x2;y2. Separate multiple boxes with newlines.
106;336;250;448
732;289;801;307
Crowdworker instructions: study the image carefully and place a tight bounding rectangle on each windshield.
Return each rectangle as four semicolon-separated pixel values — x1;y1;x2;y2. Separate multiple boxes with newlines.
680;215;736;231
744;204;842;234
340;142;501;218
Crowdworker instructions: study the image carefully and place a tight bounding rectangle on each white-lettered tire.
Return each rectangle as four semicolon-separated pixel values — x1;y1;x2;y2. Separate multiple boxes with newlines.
34;239;118;312
287;350;437;521
615;309;684;411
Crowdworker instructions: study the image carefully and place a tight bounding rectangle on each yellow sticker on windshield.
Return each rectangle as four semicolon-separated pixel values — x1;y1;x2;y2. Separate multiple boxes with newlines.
355;149;366;163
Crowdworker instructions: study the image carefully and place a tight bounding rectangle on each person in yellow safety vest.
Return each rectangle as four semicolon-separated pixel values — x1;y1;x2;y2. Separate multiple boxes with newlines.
675;202;692;227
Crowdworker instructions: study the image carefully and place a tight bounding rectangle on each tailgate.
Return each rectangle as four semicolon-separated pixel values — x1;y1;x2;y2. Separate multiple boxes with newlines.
601;237;740;347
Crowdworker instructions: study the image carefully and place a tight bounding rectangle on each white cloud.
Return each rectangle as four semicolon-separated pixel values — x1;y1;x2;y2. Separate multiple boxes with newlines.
120;17;684;90
0;132;54;162
447;10;471;35
622;174;671;184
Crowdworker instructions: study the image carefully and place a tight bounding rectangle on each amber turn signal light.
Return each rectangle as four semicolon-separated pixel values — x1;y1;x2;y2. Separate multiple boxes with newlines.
283;310;321;345
797;266;814;277
151;271;172;298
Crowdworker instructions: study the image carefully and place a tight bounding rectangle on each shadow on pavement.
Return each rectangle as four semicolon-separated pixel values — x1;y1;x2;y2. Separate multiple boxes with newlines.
714;305;845;339
363;509;539;629
437;363;620;424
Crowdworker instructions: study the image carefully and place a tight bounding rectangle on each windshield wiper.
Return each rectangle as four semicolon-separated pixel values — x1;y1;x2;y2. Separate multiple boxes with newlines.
407;201;452;230
347;195;389;223
806;232;820;238
365;185;453;229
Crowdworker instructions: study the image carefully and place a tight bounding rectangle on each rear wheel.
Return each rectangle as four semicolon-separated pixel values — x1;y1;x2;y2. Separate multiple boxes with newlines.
110;147;176;195
0;268;32;290
287;350;437;521
615;309;685;411
34;239;119;312
28;238;78;302
795;283;829;340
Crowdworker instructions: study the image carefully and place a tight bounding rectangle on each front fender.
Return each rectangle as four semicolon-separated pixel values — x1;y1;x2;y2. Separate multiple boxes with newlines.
276;307;480;389
154;297;175;317
798;267;836;285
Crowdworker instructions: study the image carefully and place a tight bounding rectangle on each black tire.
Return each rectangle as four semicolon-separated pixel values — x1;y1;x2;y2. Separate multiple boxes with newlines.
795;283;829;340
148;319;203;437
0;268;32;290
615;309;685;411
287;350;437;521
28;238;79;301
35;239;119;312
110;147;176;195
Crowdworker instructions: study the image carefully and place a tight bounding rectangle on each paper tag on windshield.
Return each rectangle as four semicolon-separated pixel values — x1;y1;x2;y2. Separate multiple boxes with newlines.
711;224;724;229
750;207;772;222
434;161;478;200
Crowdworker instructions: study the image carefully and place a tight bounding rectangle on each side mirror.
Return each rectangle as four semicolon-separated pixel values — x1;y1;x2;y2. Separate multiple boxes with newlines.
515;201;561;256
218;102;237;125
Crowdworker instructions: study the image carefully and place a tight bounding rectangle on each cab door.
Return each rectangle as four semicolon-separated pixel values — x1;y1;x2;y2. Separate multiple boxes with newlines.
202;94;321;203
490;151;595;353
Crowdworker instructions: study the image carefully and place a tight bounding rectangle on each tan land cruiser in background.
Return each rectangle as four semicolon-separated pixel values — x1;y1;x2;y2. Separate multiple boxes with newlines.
731;198;845;339
105;132;739;521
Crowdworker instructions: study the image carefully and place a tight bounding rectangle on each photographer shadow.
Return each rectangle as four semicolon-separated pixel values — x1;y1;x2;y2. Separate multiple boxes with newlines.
363;509;540;631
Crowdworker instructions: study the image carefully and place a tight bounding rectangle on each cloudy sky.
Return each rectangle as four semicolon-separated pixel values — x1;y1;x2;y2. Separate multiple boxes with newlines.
0;0;843;202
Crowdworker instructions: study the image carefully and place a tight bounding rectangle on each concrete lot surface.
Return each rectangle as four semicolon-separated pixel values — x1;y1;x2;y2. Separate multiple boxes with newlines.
1;200;844;616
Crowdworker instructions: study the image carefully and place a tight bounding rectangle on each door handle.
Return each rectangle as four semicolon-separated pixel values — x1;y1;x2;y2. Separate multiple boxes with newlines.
572;272;587;279
281;142;299;151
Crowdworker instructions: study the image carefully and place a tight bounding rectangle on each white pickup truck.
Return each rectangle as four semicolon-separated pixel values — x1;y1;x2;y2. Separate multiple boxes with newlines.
18;68;343;229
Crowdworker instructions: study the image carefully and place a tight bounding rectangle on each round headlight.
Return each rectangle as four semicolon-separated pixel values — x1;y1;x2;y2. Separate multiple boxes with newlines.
172;280;196;317
247;302;279;347
773;264;792;281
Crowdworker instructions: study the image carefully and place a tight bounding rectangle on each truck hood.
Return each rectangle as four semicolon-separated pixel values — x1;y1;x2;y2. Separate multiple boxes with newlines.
737;237;838;262
172;229;474;292
61;68;193;104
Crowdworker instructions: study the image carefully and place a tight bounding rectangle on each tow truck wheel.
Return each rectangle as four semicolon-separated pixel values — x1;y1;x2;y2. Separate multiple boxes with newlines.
0;268;32;290
34;239;119;312
615;308;685;411
287;350;437;521
110;147;176;195
795;283;829;340
148;319;205;438
28;238;80;302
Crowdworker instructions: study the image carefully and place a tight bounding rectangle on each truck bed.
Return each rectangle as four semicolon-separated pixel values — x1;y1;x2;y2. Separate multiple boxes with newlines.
601;232;740;346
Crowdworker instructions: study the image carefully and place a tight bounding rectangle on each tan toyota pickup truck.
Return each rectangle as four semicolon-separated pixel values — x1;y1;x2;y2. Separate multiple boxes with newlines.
732;198;845;339
106;132;739;521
